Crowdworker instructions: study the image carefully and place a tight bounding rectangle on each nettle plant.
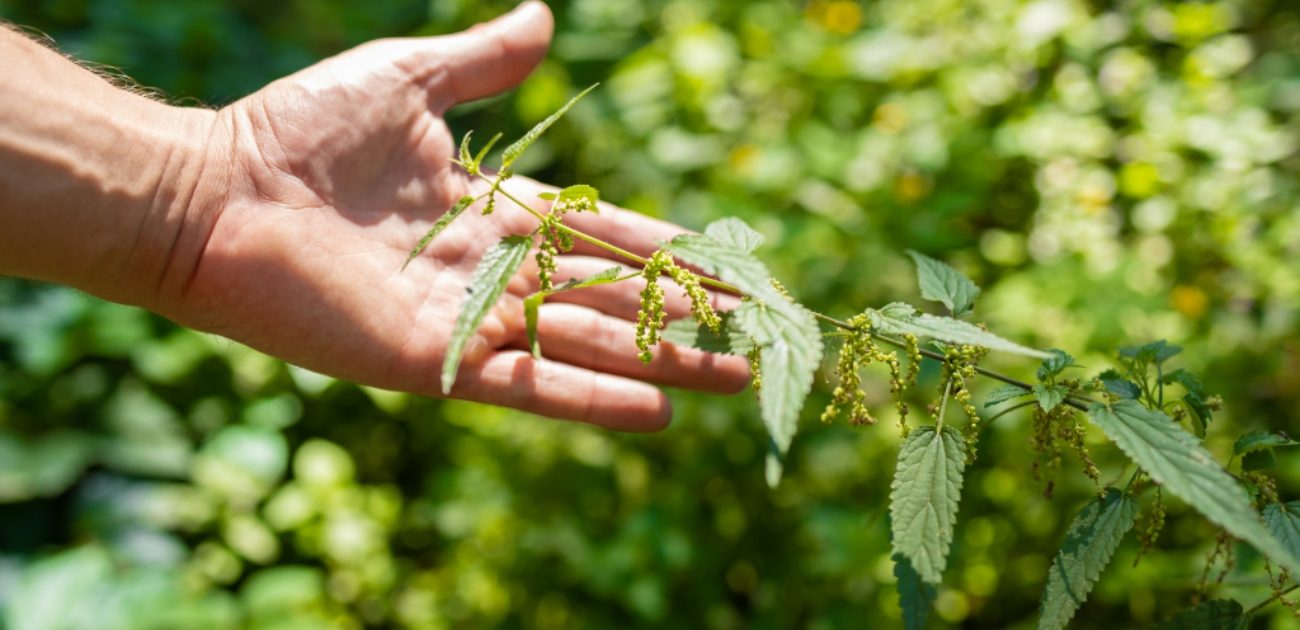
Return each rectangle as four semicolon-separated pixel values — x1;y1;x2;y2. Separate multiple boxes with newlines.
407;87;1300;628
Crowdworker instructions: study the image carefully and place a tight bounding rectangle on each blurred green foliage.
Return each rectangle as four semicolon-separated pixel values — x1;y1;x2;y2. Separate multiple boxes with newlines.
2;0;1299;627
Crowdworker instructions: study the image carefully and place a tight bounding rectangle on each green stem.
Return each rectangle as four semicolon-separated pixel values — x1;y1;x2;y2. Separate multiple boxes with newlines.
984;400;1039;427
936;378;954;430
484;174;1085;408
1245;583;1299;616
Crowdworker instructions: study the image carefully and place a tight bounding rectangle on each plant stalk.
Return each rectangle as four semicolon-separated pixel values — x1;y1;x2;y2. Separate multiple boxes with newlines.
485;175;1088;411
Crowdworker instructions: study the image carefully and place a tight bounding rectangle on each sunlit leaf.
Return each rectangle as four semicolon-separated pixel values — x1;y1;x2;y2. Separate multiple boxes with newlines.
441;236;531;393
984;385;1031;408
403;195;476;270
501;84;598;170
906;250;980;317
705;217;765;253
1087;401;1299;574
890;425;967;584
734;300;822;487
525;267;626;358
866;302;1051;359
1033;384;1067;413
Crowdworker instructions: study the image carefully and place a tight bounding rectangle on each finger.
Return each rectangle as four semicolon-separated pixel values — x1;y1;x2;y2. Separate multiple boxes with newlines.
380;1;554;110
522;302;751;394
538;255;742;322
448;350;673;432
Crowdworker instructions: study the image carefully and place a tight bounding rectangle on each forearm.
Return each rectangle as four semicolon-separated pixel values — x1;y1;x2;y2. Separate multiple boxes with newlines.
0;27;222;308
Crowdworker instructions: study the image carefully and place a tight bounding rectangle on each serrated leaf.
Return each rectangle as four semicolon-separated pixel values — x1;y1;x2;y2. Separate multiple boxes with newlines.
403;195;476;270
894;554;936;630
1087;401;1300;574
458;130;473;166
906;250;981;317
890;426;967;584
984;385;1032;408
866;303;1051;359
1233;431;1297;455
501;84;597;169
524;267;625;359
1037;349;1076;381
734;300;822;487
1119;340;1181;365
1097;369;1141;400
704;218;765;253
472;132;503;172
1151;599;1246;630
662;312;753;356
1033;384;1067;413
551;184;600;213
441;236;531;394
664;226;784;306
1264;501;1300;562
1036;488;1138;630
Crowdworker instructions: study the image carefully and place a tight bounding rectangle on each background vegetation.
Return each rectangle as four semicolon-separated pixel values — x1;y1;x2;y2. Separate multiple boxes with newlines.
1;0;1298;627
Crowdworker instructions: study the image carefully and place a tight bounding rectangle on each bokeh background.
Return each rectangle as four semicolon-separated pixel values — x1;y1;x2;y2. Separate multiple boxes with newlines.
2;0;1299;627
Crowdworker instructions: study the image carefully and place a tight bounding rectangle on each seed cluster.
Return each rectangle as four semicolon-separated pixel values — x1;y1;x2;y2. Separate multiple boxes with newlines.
634;251;672;363
941;343;987;459
535;214;574;292
1133;485;1165;567
633;250;722;363
1028;403;1100;497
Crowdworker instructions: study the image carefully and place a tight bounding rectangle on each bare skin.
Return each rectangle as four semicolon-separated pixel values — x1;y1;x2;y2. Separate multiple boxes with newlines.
0;2;749;431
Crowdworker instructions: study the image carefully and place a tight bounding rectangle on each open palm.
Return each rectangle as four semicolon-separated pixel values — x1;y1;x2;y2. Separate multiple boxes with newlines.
168;2;747;430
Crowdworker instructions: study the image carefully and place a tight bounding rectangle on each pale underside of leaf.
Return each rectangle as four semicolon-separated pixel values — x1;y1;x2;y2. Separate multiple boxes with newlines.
734;300;822;487
1087;401;1300;574
403;195;476;270
441;236;532;394
890;425;967;584
893;554;936;630
501;84;598;169
704;217;765;253
907;250;981;317
662;312;753;356
1037;488;1138;630
867;304;1051;359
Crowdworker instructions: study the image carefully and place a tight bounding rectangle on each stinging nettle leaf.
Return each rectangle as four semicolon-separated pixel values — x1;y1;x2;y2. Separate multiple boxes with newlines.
1265;501;1300;562
441;236;531;394
1097;369;1141;400
1087;400;1300;575
890;425;967;584
1036;488;1138;630
524;267;626;359
403;195;476;270
893;554;936;630
1151;599;1246;630
734;300;823;487
1233;430;1298;455
662;312;754;356
472;132;503;172
866;303;1051;359
984;384;1031;408
458;131;473;166
907;250;981;317
501;83;598;170
1033;384;1067;413
704;217;765;253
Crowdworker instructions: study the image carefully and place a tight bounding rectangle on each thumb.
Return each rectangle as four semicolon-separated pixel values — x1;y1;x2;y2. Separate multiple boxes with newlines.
416;1;554;110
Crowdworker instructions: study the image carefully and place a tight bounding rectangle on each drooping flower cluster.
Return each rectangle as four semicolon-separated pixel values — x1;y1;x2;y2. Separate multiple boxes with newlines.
633;250;722;364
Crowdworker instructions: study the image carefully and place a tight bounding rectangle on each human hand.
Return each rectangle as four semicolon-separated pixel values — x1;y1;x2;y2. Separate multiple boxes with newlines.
155;1;749;430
